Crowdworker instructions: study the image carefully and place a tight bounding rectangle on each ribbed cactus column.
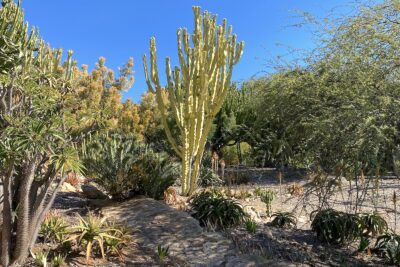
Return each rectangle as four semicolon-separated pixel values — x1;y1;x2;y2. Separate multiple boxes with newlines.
143;6;244;195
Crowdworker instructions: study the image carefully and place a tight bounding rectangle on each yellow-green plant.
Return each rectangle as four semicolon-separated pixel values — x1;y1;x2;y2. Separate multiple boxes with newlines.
143;6;244;195
69;212;120;264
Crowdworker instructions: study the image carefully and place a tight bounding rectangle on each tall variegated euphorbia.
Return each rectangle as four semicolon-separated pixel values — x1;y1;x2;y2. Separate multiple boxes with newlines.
143;6;244;195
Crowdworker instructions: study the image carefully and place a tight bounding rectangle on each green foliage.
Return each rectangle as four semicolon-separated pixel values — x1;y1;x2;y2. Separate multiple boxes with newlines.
258;189;275;217
358;236;370;252
32;251;48;267
143;6;244;195
270;212;296;229
83;133;144;200
135;150;180;200
104;221;131;257
245;219;257;234
69;212;121;263
360;212;388;237
50;254;67;267
39;214;68;244
311;209;361;245
84;133;178;200
156;245;169;264
199;167;224;187
374;233;400;265
190;191;247;229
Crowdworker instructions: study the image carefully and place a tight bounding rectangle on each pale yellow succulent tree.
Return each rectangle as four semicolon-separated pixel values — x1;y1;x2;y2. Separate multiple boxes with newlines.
143;6;244;195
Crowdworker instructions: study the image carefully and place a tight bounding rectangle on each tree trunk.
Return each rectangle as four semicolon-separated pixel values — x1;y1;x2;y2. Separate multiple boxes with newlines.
12;158;36;265
1;164;14;267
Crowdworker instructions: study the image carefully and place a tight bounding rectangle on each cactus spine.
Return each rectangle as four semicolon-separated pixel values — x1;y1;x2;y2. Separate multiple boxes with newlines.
143;6;244;195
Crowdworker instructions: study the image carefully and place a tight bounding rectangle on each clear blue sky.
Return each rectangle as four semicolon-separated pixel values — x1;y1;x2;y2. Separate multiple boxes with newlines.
21;0;359;103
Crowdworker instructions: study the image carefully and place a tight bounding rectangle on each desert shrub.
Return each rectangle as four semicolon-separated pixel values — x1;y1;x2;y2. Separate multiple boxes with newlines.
40;213;69;244
311;208;362;245
69;212;122;263
225;170;251;185
270;212;296;228
360;212;388;237
32;251;49;267
50;254;67;267
199;167;224;187
221;142;253;166
135;151;180;200
287;183;304;196
83;133;145;200
245;218;257;234
104;220;131;257
374;233;400;265
190;191;247;229
65;172;80;187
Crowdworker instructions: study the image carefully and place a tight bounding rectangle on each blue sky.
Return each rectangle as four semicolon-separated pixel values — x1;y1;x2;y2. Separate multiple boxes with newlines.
21;1;359;102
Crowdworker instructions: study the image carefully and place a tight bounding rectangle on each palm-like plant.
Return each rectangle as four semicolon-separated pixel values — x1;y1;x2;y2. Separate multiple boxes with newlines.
69;212;121;263
83;133;146;199
270;211;297;228
191;191;247;229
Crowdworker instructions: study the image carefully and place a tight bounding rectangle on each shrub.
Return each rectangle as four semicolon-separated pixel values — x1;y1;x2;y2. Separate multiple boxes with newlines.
191;191;247;229
311;208;361;245
287;183;304;196
374;233;400;265
39;213;68;244
270;212;297;228
199;167;224;187
360;212;388;237
69;212;121;263
83;133;145;200
32;251;48;267
245;219;257;234
50;254;67;267
136;151;180;200
104;220;131;257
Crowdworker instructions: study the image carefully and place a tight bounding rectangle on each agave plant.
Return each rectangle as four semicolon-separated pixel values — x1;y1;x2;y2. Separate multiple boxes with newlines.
374;233;400;265
69;212;121;263
360;212;388;237
311;208;361;245
270;211;297;228
190;191;247;229
39;214;68;244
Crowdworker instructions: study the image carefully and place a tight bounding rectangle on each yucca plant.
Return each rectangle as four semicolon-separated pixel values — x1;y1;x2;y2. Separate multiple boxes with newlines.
360;212;388;237
270;211;297;229
311;208;362;245
68;212;121;263
374;233;400;265
191;191;247;229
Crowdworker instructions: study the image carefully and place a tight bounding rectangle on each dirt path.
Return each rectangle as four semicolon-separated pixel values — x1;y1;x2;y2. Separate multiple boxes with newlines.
102;197;295;266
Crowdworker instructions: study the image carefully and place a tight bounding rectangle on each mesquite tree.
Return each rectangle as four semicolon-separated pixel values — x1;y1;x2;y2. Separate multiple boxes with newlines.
143;6;244;195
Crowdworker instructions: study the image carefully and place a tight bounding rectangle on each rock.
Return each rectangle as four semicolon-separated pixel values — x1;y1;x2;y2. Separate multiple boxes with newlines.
81;183;108;199
60;182;77;193
244;206;262;222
